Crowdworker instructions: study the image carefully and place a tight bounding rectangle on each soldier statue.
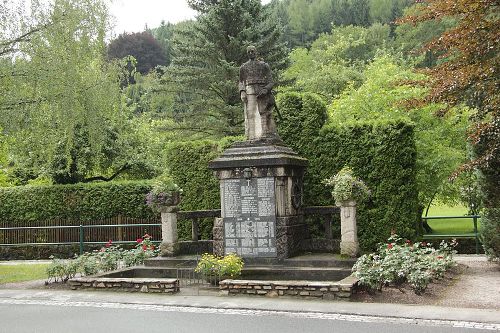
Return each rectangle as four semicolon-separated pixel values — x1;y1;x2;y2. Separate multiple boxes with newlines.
239;46;280;141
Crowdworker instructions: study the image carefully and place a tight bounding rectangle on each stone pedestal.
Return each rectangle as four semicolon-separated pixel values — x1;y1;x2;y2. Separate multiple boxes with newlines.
339;200;359;257
209;139;308;259
160;206;179;256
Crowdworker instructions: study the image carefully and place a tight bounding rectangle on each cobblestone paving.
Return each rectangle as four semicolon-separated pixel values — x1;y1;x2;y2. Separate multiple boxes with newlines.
1;299;498;331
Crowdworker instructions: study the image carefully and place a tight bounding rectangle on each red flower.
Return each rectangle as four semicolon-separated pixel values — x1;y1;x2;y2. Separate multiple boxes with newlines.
437;255;443;259
142;244;148;251
136;238;143;244
421;241;427;246
105;239;112;248
387;243;393;249
405;239;412;244
150;245;155;250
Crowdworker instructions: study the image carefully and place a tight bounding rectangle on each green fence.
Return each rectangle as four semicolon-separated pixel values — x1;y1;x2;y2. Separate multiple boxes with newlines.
0;223;162;255
422;215;481;254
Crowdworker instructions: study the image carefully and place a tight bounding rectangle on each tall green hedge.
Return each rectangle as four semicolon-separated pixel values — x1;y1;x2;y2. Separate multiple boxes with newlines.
277;92;420;250
0;181;154;226
164;138;238;239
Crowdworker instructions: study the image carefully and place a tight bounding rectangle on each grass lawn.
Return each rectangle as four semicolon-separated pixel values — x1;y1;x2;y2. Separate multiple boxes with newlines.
0;264;49;284
424;204;480;235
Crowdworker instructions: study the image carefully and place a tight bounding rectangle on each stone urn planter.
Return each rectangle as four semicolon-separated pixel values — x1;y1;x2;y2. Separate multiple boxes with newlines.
145;177;182;257
324;167;370;258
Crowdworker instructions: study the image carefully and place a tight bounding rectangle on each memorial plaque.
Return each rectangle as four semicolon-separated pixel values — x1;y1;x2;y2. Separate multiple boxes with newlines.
221;177;276;257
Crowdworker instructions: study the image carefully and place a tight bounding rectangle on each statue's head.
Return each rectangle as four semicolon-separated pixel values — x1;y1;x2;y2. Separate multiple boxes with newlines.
247;45;256;60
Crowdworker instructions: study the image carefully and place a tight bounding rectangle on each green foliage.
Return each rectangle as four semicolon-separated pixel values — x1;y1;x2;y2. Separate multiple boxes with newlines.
166;0;288;137
150;21;174;66
480;208;500;261
195;253;244;281
46;235;158;283
164;138;238;239
282;24;391;102
1;0;132;184
277;92;420;250
323;166;371;205
352;235;457;294
0;181;154;225
329;54;469;211
145;174;182;212
271;0;412;48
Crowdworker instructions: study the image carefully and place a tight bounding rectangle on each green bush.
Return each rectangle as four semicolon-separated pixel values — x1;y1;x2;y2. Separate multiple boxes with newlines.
352;235;457;294
277;92;420;250
165;138;237;240
480;208;500;260
46;235;158;283
0;181;155;226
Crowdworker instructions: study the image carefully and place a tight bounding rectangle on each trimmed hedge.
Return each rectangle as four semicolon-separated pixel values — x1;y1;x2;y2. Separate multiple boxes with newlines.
277;92;420;250
165;138;238;240
0;181;155;226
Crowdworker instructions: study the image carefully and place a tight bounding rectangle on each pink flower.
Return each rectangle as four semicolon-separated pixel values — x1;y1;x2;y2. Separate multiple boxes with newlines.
136;238;143;244
421;241;427;246
105;239;112;248
143;233;151;239
142;245;148;251
437;255;443;259
387;243;393;249
405;239;412;245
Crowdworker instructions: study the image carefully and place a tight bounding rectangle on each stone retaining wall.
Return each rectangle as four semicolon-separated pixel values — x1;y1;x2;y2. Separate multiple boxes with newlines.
69;277;179;294
219;276;357;299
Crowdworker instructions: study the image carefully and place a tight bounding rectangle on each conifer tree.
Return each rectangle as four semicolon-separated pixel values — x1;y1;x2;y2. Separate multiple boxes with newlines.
165;0;288;137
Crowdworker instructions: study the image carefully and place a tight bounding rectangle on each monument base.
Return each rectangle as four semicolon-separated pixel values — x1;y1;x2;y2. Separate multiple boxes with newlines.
209;140;308;260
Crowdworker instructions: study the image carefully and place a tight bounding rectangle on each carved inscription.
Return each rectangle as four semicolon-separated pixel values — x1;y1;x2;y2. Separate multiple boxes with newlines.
221;177;276;257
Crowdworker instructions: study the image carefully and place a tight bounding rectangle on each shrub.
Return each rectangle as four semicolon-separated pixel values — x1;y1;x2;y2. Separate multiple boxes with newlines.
480;208;500;261
352;234;457;294
323;166;370;205
165;138;237;240
0;181;155;225
277;92;420;250
195;253;244;282
145;174;182;212
45;234;159;283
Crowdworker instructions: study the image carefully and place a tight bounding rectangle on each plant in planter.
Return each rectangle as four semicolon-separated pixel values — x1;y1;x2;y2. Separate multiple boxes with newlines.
195;253;244;285
145;174;182;212
323;166;370;205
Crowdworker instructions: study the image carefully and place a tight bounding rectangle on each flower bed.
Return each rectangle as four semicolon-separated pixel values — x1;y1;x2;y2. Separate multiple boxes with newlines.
352;234;457;294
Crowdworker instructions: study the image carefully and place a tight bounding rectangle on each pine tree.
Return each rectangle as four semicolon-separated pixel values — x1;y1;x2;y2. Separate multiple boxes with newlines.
165;0;288;137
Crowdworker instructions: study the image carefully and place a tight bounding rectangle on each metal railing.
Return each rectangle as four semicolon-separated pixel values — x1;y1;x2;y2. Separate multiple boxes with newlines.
421;215;481;254
0;207;339;255
0;223;162;255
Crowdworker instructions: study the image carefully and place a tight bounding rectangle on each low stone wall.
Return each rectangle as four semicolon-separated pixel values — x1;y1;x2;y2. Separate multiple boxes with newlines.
69;277;179;294
219;276;358;299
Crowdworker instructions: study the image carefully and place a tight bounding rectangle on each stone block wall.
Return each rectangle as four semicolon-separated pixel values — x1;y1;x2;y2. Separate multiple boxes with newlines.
219;276;357;299
69;277;179;294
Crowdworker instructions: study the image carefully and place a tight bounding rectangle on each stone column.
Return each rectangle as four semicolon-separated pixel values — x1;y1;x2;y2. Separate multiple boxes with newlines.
160;205;179;256
340;200;359;257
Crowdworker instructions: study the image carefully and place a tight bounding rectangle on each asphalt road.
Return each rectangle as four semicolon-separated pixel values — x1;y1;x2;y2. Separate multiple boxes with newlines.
0;302;490;333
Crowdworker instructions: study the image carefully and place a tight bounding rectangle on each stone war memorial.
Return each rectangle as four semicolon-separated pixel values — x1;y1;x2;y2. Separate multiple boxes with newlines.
209;45;309;259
